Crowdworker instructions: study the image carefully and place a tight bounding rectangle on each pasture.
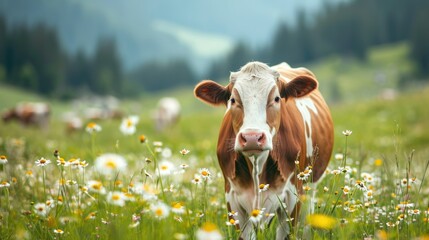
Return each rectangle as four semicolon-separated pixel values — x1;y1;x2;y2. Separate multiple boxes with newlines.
1;45;429;239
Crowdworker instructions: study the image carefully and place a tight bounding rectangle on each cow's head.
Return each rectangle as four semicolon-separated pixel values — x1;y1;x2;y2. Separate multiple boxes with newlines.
194;62;317;157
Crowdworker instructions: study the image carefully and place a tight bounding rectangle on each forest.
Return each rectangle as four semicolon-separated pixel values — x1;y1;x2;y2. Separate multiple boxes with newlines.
0;0;428;98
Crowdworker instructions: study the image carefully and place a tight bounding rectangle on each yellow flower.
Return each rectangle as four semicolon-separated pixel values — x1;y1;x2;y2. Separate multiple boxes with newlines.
374;158;383;167
376;230;388;240
196;222;222;240
306;214;337;230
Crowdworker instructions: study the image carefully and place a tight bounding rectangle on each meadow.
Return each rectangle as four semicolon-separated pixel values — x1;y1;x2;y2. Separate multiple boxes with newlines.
1;43;429;239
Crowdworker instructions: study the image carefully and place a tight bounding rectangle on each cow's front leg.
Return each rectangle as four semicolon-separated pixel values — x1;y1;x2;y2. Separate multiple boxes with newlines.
226;189;257;240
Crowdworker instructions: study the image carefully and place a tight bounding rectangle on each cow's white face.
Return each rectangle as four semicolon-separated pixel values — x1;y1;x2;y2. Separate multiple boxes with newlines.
227;63;281;156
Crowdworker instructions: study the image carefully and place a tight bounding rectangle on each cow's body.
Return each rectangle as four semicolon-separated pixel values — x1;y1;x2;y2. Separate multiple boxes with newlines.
2;102;50;129
194;62;333;240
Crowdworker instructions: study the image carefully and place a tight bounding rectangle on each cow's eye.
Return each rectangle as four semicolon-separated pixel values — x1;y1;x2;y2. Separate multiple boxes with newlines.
274;96;281;103
230;98;236;104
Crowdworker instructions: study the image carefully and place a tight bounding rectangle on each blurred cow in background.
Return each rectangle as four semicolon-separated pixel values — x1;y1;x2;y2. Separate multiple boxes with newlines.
153;97;181;131
61;111;84;133
72;95;123;121
2;102;50;129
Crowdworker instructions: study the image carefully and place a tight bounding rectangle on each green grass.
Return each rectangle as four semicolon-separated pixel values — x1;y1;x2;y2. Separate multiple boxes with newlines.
1;42;429;239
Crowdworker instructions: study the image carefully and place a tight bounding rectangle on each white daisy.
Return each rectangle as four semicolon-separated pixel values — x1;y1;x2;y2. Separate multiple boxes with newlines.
94;153;127;176
151;202;170;219
107;191;126;207
35;157;51;167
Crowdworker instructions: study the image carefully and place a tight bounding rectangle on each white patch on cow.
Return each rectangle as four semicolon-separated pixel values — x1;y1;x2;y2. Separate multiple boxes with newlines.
231;62;278;151
295;97;318;157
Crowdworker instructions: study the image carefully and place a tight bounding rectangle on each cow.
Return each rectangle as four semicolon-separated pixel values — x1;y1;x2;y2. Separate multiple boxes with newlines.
194;62;333;239
2;102;50;129
153;97;181;131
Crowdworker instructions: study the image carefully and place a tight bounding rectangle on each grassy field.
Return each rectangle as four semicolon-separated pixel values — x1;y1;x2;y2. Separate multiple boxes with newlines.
1;43;429;239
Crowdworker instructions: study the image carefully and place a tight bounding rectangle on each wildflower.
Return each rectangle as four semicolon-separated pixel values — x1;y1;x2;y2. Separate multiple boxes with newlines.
0;181;10;188
107;191;125;207
85;122;101;133
158;160;175;176
228;211;238;217
364;190;374;199
259;183;270;192
179;164;189;169
338;166;352;174
87;180;106;194
0;155;7;164
196;222;223;240
408;209;421;215
355;180;367;191
25;170;33;177
397;214;406;221
162;148;172;158
53;229;64;234
179;149;190;155
342;130;352;136
35;157;51;167
67;158;79;168
174;233;188;240
34;203;49;217
323;186;329;192
361;172;374;183
386;222;396;227
226;218;239;226
56;158;68;167
375;230;388;240
303;185;311;191
132;183;158;201
199;168;211;180
120;116;139;135
334;153;343;160
400;178;408;187
249;209;263;223
410;177;418;184
171;202;186;214
139;135;147;143
331;169;341;175
342;186;351;195
151;202;170;219
192;174;202;185
306;214;337;230
85;212;97;220
153;141;163;147
374;158;383;167
94;153;127;176
45;199;55;209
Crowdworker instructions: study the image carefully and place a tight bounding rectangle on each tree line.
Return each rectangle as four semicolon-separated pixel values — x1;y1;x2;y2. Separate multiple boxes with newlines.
207;0;429;80
1;0;428;99
0;16;198;99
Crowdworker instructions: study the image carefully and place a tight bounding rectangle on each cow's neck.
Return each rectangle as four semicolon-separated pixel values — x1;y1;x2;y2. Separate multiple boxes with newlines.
244;151;269;210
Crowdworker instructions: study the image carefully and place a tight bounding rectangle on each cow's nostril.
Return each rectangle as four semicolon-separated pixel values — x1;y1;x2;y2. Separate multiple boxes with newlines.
258;133;265;142
239;133;247;145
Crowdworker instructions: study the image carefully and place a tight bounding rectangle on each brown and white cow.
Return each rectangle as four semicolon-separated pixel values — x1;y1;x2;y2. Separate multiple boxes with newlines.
2;102;50;129
194;62;333;239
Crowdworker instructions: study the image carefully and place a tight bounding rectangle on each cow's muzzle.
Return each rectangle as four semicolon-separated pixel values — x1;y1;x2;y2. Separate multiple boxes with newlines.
236;129;271;154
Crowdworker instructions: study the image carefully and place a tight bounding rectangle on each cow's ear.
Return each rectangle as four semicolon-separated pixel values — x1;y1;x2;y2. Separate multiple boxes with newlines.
279;75;318;99
194;80;231;106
